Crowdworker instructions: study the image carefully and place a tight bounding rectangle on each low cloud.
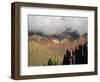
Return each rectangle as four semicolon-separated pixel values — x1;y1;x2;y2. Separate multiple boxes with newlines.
28;15;88;35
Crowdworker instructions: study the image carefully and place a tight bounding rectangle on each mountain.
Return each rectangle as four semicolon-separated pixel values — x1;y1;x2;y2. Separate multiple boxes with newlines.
28;28;80;41
28;29;87;66
64;36;87;50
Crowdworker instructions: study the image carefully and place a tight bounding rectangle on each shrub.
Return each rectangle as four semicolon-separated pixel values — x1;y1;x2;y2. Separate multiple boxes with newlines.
47;58;60;65
47;59;54;65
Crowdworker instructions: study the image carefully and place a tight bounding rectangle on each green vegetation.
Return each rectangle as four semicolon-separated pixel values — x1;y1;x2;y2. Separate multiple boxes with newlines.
82;33;87;39
28;33;87;66
47;58;60;65
47;59;54;65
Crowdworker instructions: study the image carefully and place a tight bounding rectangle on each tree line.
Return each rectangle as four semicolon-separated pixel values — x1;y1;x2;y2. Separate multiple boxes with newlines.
63;42;88;65
47;42;88;65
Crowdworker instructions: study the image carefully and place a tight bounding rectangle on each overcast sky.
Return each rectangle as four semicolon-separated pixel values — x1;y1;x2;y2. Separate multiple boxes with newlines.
28;15;88;35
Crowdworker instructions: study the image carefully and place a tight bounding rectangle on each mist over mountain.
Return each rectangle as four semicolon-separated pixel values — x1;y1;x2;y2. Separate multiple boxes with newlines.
28;15;88;40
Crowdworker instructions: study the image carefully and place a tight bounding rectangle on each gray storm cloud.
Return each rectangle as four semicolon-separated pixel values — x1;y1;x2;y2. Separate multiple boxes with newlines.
28;15;88;35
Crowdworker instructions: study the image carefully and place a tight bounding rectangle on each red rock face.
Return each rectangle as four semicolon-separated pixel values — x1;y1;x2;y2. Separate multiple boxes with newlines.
29;35;87;51
64;37;87;50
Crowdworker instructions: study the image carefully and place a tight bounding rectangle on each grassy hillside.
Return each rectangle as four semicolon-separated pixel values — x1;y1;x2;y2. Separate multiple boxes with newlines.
28;34;87;66
28;39;63;66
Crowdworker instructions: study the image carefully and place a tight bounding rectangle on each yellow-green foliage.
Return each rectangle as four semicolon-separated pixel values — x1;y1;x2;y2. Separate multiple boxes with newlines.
28;39;63;66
